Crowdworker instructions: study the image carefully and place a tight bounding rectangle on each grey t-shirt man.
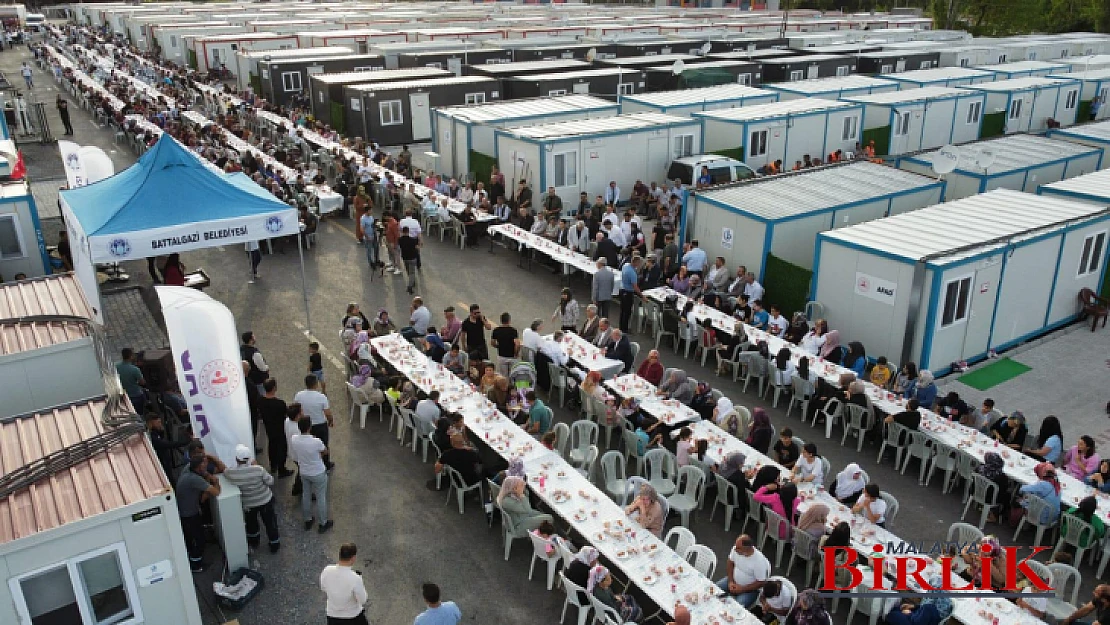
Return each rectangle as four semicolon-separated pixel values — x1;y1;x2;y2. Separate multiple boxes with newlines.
175;470;210;517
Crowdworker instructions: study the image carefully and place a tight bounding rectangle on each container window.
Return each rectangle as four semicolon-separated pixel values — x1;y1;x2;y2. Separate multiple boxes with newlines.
748;130;767;157
553;151;577;187
893;111;911;136
1078;231;1106;277
966;101;982;124
0;215;25;259
841;115;858;141
1064;90;1078;110
379;100;403;126
280;71;301;93
465;93;486;105
789;70;803;81
1008;98;1023;120
836;65;850;76
618;82;634;95
737;73;751;86
941;276;972;327
880;64;893;74
10;543;141;625
672;134;694;159
548;89;567;96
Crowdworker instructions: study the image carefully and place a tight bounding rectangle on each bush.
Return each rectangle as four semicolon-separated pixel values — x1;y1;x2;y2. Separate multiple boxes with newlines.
762;253;813;320
469;150;497;188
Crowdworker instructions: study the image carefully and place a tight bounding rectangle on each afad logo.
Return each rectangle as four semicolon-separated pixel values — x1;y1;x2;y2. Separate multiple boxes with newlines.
820;543;1054;598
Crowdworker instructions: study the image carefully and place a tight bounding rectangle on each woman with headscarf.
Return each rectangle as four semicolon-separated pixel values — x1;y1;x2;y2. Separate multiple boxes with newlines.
486;375;512;413
552;288;580;333
690;381;716;421
399;380;419;410
706;452;751;519
746;407;773;454
712;395;738;432
905;369;937;409
1086;459;1110;493
341;315;363;352
658;369;694;404
1019;462;1062;525
564;546;599;590
885;578;953;625
818;329;844;364
636;350;665;387
625;483;665;537
349;330;371;362
372;308;396;336
960;536;1007;590
843;341;867;377
976;452;1010;523
754;481;799;537
990;410;1028;451
831;463;867;505
785;590;833;625
588;565;642;623
342;302;372;332
785;312;809;345
796;503;829;539
496;476;553;532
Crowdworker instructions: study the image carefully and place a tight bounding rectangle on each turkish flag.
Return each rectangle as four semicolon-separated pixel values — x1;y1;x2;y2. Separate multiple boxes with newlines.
10;150;25;180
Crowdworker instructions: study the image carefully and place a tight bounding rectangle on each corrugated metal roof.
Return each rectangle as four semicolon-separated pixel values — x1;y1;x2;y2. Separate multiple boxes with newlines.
1053;119;1110;141
1041;168;1110;202
820;189;1108;263
846;86;975;105
767;74;899;94
312;67;452;84
622;84;776;107
976;60;1069;73
0;398;169;546
437;94;615;122
470;59;589;74
510;67;636;81
647;59;756;71
603;53;698;65
969;76;1075;92
695;97;855;122
881;67;996;83
698;162;939;221
0;274;94;357
761;54;850;64
908;134;1098;173
501;112;693;140
349;75;497;91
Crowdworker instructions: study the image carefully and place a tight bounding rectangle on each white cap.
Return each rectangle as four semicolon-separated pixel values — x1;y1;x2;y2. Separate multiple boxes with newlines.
234;444;252;462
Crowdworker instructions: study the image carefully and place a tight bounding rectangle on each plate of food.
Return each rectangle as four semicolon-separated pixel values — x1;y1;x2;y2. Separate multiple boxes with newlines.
551;491;571;504
642;574;657;586
573;510;588;522
594;532;606;542
615;550;630;560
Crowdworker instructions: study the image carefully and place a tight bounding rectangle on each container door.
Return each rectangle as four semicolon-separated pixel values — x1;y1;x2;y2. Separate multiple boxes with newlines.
447;58;462;76
1098;86;1110;120
895;59;906;72
410;92;432;141
584;145;605;196
807;64;819;79
647;137;668;184
572;82;590;94
963;261;1002;360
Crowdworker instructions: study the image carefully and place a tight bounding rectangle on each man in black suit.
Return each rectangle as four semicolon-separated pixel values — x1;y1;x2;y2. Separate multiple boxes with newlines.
593;232;619;268
605;328;634;374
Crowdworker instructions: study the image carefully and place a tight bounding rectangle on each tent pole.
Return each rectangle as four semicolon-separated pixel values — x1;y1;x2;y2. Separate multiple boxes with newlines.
297;233;311;334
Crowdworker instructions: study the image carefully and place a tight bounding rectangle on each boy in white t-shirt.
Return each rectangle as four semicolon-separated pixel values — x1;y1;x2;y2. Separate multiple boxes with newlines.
758;577;797;623
852;484;888;527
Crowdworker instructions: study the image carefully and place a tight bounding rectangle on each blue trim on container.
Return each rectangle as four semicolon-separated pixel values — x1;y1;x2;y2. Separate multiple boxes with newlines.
809;235;824;301
984;245;1011;352
814;233;917;266
1043;228;1070;328
759;222;774;283
23;191;50;275
920;267;943;372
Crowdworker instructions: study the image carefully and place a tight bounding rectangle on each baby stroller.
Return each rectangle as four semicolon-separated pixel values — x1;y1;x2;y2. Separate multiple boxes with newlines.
508;360;537;392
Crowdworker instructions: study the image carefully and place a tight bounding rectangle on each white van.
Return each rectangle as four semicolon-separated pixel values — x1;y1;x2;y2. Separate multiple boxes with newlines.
666;154;756;186
25;13;45;31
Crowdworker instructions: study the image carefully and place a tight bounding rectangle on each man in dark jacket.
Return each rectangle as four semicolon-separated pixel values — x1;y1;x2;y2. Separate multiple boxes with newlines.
593;232;619;268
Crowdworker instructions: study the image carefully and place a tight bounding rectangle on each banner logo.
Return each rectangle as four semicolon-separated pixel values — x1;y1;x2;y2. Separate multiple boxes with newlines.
198;359;241;399
65;152;81;170
265;216;284;234
108;238;132;257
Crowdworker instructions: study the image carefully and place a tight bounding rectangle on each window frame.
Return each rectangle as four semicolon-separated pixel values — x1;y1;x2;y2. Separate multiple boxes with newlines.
1064;89;1078;110
788;70;804;82
835;65;850;76
1077;231;1107;278
737;73;752;86
672;134;694;159
552;151;577;187
966;100;982;125
464;92;486;105
748;129;768;158
893;111;911;136
842;115;858;141
879;64;893;74
9;542;143;625
618;82;634;95
548;89;567;96
280;71;301;93
379;100;403;126
1008;97;1023;120
940;275;972;328
0;213;26;260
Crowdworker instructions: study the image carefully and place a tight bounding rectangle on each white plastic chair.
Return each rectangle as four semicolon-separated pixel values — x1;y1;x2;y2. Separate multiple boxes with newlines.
569;421;600;467
841;403;872;452
664;526;696;558
552;421;571;460
548;362;568;407
879;492;900;529
683;544;717;579
1054;514;1096;565
346;382;380;429
786;375;814;419
443;465;482;515
759;508;794;568
847;586;894;625
947;522;984;546
599;450;630;503
786;528;820;587
676;320;697;358
960;473;999;530
528;532;564;590
1047;562;1082;621
643;448;678;497
709;473;741;532
876;421;909;467
621;428;646;475
1014;493;1059;546
577;445;600;482
558;572;593;625
666;465;705;527
901;430;933;485
588;593;623;625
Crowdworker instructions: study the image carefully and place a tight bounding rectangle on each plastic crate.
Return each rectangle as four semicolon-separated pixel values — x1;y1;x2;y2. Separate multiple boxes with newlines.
215;568;264;611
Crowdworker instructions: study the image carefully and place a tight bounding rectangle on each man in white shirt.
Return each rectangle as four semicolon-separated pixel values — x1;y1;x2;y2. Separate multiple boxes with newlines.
522;319;544;352
294;376;334;447
399;210;423;239
284;404;302;460
681;240;708;276
414;391;441;435
767;305;788;338
604;181;621;206
493;197;511;223
619;210;642;242
758;577;796;623
357;158;373;186
716;534;770;608
603;219;627;248
744;272;765;303
649;182;666;211
320;543;367;623
540;331;568;367
852;484;888;527
407;296;432;338
292;418;332;532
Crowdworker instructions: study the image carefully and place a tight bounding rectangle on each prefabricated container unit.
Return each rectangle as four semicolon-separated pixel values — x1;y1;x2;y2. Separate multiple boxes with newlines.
1058;39;1110;58
897;134;1102;201
1014;38;1080;62
855;50;940;74
708;49;797;64
186;33;298;75
1047;120;1110;169
0;146;47;280
1057;54;1110;73
845;87;986;157
936;46;1004;68
309;67;453;132
260;54;385;108
620;83;779;117
799;43;885;56
608;39;697;57
974;60;1070;79
699;35;789;54
153;24;243;64
1039;168;1110;214
764;75;900;101
759;54;856;82
493;113;701;207
787;32;852;49
345;76;502;146
595;53;704;71
235;46;354;92
880;66;997;89
300;29;408;53
509;43;613;62
644;60;762;91
967;77;1082;134
434;95;620;180
371;41;488;70
246;19;325;34
694;98;864;172
465;59;590;79
586;24;663;39
0;397;204;625
811;189;1110;374
398;48;514;76
399;27;507;43
501;68;647;102
477;37;584;53
1047;69;1110;121
684;162;945;280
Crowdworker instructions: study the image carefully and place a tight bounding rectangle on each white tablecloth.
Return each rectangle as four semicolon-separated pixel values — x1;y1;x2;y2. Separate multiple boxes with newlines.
554;331;624;379
606;374;702;427
489;224;599;275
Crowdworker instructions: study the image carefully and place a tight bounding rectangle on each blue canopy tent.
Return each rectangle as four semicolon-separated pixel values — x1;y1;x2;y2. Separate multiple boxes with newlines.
59;134;308;327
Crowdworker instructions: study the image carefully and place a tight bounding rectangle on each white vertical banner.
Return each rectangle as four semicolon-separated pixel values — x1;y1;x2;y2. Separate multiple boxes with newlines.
58;141;115;189
156;286;253;466
58;140;87;188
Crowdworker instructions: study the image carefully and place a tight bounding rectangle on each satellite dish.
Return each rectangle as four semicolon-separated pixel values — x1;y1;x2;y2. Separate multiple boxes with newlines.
700;42;712;55
672;59;686;75
932;145;959;176
973;148;995;171
585;47;597;63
